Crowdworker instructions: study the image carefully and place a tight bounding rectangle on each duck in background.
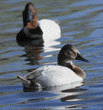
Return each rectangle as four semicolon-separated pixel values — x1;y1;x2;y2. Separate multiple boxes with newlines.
17;44;88;89
16;2;61;47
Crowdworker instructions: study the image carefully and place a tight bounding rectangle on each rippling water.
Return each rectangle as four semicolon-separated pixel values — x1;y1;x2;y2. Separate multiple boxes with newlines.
0;0;103;109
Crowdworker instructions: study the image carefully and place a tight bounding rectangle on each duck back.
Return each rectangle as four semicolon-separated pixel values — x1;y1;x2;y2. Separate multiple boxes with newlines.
25;65;83;88
16;26;43;46
39;19;61;41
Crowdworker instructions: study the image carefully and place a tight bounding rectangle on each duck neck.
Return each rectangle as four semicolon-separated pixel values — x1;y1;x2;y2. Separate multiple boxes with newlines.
61;60;73;70
58;59;86;79
26;22;38;29
71;64;86;79
30;15;38;29
23;8;38;29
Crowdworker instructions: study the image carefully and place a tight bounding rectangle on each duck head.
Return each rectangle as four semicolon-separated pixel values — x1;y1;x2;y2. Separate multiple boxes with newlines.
22;2;38;28
58;44;88;67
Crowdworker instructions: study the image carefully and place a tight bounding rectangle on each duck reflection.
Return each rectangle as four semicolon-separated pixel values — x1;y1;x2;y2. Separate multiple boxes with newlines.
60;86;87;109
61;86;87;102
24;46;43;65
23;81;87;110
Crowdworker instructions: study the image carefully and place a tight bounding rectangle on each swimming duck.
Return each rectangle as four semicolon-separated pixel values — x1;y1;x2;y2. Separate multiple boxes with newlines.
16;2;61;46
17;44;88;88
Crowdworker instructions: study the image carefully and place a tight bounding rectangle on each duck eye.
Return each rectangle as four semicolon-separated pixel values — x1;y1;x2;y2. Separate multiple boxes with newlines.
69;49;73;53
67;50;71;53
68;49;76;55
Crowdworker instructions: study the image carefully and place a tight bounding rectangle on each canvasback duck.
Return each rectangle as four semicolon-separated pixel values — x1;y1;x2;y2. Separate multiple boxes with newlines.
16;2;61;46
17;44;88;88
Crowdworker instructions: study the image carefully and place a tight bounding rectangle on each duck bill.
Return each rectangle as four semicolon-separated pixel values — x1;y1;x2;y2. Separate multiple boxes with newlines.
76;53;88;62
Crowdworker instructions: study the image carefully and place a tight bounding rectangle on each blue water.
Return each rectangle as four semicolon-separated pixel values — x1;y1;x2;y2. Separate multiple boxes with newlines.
0;0;103;109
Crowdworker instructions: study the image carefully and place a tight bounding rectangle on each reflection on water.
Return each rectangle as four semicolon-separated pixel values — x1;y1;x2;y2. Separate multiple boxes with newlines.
0;0;103;109
22;46;43;66
1;81;87;109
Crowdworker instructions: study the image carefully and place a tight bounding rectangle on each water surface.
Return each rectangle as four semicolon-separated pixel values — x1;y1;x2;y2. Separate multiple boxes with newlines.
0;0;103;109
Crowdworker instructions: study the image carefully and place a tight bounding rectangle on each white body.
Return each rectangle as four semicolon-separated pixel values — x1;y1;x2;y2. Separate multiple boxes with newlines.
26;65;83;88
38;19;61;47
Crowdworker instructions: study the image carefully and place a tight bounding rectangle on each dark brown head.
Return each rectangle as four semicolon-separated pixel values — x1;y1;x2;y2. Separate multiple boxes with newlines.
58;44;88;66
22;2;36;27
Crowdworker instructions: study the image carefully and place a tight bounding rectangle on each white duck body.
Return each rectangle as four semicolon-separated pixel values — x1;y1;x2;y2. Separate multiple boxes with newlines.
24;65;83;88
38;19;61;47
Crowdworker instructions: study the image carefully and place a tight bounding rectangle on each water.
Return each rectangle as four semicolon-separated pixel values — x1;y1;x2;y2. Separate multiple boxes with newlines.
0;0;103;109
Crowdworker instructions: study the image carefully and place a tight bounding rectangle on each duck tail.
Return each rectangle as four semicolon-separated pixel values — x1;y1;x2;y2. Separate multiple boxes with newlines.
55;20;60;25
17;75;31;85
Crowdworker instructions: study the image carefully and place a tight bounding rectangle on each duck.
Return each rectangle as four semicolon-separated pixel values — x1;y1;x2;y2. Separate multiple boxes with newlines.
17;44;88;88
16;2;61;47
